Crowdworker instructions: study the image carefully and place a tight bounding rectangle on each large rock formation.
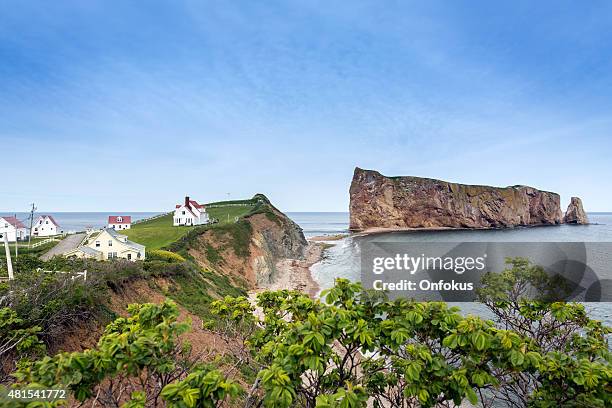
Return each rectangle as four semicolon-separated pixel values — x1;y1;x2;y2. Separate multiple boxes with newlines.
349;168;567;232
563;197;589;224
186;194;308;287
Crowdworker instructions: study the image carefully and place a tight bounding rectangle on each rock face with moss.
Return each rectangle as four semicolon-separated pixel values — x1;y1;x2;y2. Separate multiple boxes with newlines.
178;194;307;288
563;197;589;224
349;168;570;231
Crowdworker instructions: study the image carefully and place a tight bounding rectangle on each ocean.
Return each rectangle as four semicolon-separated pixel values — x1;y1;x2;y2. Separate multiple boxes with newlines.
288;212;612;325
1;212;161;233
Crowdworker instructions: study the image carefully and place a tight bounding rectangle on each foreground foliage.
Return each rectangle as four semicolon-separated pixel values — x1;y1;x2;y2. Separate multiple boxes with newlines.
3;301;239;407
1;259;611;407
208;272;610;408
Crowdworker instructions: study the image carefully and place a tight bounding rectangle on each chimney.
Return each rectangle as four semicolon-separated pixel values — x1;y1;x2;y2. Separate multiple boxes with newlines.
185;196;190;207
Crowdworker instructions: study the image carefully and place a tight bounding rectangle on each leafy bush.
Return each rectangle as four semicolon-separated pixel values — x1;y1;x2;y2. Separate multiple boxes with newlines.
146;249;186;263
205;264;611;408
7;301;239;407
2;259;610;408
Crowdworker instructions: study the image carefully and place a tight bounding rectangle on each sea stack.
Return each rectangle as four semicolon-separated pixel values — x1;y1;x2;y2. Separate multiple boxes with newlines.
349;167;567;232
563;197;589;224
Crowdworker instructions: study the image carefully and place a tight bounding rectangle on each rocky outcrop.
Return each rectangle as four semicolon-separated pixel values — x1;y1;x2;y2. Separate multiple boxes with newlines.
187;195;308;287
563;197;589;224
349;168;567;232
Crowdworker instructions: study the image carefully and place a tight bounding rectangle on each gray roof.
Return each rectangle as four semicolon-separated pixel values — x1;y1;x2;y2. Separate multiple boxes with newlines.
75;246;101;256
125;240;145;252
103;228;145;252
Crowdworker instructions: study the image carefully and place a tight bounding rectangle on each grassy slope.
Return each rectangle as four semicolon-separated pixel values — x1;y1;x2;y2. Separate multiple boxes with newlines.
120;203;255;250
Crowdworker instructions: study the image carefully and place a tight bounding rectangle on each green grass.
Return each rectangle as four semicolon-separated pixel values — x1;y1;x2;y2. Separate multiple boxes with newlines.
120;204;254;250
207;205;254;225
0;239;58;260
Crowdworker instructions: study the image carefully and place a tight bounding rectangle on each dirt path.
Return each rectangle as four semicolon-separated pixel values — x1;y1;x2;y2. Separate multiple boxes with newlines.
41;233;86;260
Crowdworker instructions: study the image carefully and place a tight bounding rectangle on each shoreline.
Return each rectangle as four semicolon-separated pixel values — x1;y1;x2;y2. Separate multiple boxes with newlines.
253;241;326;298
308;233;348;242
350;222;587;237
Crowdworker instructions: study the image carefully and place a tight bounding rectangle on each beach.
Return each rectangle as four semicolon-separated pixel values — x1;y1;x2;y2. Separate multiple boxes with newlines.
253;240;326;298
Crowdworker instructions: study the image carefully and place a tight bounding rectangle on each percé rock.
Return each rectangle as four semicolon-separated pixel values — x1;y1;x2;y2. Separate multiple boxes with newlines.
563;197;589;224
349;168;566;232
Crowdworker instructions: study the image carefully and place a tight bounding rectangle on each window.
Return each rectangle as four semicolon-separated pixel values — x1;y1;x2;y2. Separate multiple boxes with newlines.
127;253;132;260
108;240;113;247
182;211;185;215
95;241;100;247
137;252;141;259
45;221;48;224
107;253;113;260
117;216;123;222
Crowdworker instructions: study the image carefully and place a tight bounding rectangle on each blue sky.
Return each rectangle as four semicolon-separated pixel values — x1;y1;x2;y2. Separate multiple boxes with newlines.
1;1;611;212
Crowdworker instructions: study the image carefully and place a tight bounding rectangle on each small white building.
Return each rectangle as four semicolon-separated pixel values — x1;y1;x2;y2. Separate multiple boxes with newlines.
173;196;209;226
65;228;145;262
108;215;132;230
32;215;61;237
0;216;28;242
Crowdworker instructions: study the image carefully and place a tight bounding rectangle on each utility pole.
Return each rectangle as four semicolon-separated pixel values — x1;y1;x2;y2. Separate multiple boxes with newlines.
3;233;14;280
14;213;18;259
27;203;36;248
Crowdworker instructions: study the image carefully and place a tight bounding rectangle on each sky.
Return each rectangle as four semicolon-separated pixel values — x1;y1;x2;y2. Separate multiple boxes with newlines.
1;1;611;212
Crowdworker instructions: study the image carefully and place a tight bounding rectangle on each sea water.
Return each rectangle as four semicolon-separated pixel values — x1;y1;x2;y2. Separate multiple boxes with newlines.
1;212;161;233
287;212;612;325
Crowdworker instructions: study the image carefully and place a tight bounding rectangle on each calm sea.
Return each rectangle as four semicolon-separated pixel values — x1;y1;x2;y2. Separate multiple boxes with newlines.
287;212;612;325
1;212;161;232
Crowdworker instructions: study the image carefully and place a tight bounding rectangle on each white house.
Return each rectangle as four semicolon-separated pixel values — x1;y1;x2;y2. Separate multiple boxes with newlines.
108;215;132;230
0;216;28;242
64;228;145;262
173;196;209;226
32;215;61;237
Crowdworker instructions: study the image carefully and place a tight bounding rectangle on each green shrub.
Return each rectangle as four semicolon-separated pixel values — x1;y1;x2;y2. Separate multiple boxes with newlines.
146;249;186;263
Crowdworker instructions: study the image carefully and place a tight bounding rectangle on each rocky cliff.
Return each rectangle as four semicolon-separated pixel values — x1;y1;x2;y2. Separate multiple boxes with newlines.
349;168;570;231
185;195;308;287
563;197;589;224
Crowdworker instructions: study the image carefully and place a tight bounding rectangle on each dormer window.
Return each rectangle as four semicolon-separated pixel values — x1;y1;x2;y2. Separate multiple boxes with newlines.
117;216;123;223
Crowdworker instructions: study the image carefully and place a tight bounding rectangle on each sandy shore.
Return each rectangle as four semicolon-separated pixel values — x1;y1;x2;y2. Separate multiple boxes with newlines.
308;233;349;241
254;242;325;298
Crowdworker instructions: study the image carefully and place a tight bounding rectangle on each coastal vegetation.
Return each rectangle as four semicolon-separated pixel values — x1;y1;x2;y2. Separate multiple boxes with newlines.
1;260;610;407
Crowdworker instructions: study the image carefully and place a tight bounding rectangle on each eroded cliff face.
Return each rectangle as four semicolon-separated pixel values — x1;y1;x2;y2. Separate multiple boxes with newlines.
349;168;566;231
564;197;589;224
188;200;307;288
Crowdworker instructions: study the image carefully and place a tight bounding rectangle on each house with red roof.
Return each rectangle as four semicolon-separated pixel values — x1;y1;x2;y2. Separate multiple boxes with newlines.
173;196;210;226
108;215;132;230
0;216;28;242
32;215;62;237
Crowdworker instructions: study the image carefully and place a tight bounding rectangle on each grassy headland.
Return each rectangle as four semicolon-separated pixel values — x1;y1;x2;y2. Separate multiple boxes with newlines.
119;199;258;249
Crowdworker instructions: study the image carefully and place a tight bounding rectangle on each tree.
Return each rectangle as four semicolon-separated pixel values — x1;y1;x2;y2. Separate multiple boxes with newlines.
477;258;612;407
6;301;239;408
207;267;609;408
3;259;610;408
